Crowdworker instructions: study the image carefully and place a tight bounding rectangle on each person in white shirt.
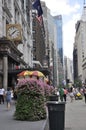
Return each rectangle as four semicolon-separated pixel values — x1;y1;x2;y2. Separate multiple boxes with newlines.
0;87;5;104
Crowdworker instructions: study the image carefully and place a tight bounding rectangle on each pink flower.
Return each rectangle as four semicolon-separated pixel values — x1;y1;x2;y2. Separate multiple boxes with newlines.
16;78;54;98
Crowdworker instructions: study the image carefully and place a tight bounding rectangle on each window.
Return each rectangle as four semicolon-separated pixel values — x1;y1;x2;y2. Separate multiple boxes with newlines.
33;47;36;51
32;30;36;33
33;55;36;60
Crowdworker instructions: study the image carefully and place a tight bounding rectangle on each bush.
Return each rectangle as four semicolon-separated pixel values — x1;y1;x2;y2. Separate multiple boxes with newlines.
14;78;54;121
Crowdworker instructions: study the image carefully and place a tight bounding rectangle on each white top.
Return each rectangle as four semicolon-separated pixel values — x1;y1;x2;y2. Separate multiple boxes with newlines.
0;88;5;95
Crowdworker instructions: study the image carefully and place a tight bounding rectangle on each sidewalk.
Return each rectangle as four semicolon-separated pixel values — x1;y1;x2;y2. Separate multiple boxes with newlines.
0;101;46;130
65;97;86;130
0;98;86;130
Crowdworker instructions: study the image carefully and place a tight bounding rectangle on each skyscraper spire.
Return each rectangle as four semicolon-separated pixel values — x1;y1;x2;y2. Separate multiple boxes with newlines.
81;0;86;21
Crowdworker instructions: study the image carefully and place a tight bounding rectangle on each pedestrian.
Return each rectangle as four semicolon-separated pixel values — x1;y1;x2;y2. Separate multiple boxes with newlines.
6;87;11;109
13;89;17;101
69;88;74;102
55;87;60;101
63;87;68;102
83;86;86;103
59;87;64;101
0;87;5;104
10;88;14;100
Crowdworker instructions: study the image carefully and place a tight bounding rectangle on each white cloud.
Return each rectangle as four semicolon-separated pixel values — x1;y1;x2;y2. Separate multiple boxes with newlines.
41;0;80;16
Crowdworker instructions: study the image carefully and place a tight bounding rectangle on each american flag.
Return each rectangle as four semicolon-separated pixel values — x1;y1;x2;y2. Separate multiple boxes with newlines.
32;0;43;25
36;15;43;25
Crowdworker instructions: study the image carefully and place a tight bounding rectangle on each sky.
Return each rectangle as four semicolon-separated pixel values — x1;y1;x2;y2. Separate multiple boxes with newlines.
41;0;84;59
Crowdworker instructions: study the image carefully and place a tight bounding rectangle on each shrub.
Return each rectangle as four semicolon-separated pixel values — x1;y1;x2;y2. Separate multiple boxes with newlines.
14;78;54;121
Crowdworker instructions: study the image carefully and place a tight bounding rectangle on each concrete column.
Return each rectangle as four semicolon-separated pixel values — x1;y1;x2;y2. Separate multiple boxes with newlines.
3;56;8;90
0;0;3;37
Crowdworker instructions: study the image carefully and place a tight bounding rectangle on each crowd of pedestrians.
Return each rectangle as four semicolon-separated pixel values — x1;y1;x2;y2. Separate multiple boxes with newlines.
0;83;86;111
54;84;86;103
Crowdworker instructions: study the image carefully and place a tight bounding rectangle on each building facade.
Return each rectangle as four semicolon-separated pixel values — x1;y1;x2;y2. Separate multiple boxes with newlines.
0;0;64;89
32;10;45;68
0;0;33;89
64;56;73;84
41;1;59;86
73;4;86;83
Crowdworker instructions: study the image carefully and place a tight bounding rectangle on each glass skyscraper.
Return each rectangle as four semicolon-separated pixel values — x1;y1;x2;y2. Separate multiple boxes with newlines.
54;15;63;66
54;15;64;84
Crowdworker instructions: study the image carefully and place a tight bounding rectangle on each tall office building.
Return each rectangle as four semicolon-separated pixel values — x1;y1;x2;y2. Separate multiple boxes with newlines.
73;4;86;83
54;15;63;66
64;56;73;83
54;15;64;84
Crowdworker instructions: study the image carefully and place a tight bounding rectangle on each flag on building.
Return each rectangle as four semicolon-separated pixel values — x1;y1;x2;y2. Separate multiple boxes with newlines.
36;15;43;25
32;0;43;25
32;0;43;16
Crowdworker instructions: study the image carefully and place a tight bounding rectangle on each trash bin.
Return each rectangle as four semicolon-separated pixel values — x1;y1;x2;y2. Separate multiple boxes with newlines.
47;101;65;130
49;95;58;101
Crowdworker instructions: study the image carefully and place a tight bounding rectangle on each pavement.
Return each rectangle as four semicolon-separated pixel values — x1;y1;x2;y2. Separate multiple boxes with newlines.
0;96;86;130
0;101;46;130
45;96;86;130
65;97;86;130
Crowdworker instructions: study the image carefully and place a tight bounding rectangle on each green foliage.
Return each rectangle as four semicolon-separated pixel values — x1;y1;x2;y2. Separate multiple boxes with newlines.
74;79;82;88
14;89;46;121
14;79;54;121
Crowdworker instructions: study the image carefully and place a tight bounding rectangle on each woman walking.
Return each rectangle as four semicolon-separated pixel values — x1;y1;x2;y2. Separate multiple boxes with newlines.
6;87;11;109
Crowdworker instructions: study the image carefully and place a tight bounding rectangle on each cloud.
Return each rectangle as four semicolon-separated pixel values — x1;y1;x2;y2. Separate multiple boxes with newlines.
41;0;80;16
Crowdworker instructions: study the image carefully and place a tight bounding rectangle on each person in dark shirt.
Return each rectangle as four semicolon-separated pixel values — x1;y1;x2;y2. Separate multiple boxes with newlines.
84;86;86;103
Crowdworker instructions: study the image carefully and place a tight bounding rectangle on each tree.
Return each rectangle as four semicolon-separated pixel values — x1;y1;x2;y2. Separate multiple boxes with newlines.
74;79;82;89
